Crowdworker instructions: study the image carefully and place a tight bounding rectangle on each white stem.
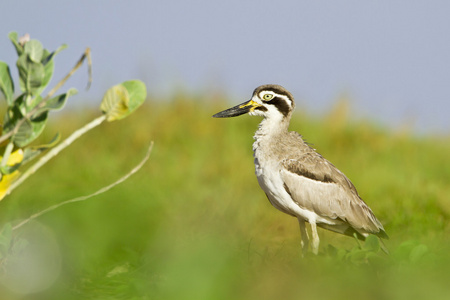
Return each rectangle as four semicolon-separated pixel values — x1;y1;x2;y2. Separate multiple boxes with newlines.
12;141;153;231
1;142;14;167
7;115;107;195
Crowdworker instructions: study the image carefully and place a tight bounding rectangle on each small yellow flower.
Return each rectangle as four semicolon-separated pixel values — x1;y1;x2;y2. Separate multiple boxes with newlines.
0;149;24;201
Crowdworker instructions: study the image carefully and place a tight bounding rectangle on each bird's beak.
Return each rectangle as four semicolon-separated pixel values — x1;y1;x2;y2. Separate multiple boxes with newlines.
212;99;259;118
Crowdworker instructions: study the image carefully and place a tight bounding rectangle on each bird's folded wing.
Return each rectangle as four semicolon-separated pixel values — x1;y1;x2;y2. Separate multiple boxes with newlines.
280;154;386;235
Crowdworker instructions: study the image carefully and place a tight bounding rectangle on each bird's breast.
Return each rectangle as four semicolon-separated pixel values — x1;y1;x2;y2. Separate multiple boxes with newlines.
252;138;330;223
253;142;297;216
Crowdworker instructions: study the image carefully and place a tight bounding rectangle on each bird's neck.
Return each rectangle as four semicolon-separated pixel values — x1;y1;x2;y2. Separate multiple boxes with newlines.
254;115;290;141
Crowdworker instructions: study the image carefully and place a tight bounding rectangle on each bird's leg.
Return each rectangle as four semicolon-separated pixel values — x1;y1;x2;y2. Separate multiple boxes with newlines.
310;221;320;255
298;218;309;256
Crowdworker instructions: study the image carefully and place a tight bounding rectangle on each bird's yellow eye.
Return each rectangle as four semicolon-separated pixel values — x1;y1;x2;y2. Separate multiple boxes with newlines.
262;94;274;101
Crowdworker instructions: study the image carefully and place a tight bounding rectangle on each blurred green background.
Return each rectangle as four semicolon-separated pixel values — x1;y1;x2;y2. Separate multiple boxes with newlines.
1;94;449;299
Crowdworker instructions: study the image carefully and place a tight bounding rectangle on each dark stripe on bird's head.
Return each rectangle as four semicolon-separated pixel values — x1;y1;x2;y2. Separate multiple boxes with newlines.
253;84;295;118
254;106;268;113
265;96;291;117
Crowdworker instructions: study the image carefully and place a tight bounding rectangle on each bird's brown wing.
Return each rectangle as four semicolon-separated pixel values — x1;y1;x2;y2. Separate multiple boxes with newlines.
280;152;387;238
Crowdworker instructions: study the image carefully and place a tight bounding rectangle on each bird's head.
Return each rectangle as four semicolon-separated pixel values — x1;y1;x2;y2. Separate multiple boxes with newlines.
212;84;295;121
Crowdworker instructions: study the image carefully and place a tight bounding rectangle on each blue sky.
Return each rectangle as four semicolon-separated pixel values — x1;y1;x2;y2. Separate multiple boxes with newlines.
1;1;449;133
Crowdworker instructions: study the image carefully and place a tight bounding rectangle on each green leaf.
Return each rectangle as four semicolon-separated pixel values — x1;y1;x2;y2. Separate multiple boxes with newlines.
34;49;54;96
16;54;45;95
0;61;14;105
36;88;78;114
22;133;60;165
363;235;380;252
3;98;25;134
36;45;67;95
122;80;147;113
392;240;427;262
28;95;43;111
42;44;67;65
326;244;338;257
366;252;386;266
0;163;22;175
26;88;77;115
4;101;49;147
2;86;74;148
24;40;44;63
8;31;23;56
410;244;428;263
13;112;48;147
100;84;130;121
348;249;367;265
100;80;147;122
11;118;33;146
0;223;12;259
336;248;348;260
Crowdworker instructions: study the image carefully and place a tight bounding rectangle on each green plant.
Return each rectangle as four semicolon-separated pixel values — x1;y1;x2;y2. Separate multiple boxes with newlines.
325;235;388;266
0;32;150;294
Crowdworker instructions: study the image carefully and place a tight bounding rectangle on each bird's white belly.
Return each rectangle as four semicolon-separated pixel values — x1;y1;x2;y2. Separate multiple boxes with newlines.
254;156;319;222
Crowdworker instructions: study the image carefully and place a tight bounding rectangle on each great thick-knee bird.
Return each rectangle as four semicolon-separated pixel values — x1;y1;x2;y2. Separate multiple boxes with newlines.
213;84;388;255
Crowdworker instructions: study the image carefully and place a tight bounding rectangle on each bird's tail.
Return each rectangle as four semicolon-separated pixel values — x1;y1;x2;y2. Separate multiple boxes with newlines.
379;238;389;255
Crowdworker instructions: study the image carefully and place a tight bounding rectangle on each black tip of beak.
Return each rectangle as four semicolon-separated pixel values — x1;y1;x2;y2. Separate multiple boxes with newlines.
212;101;252;118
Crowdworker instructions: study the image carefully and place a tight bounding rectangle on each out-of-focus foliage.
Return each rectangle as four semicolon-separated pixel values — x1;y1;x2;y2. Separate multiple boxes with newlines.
0;32;147;297
1;95;448;299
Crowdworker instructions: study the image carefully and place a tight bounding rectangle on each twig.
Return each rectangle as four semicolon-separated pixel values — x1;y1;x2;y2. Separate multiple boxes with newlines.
7;115;107;195
12;141;154;231
45;47;92;100
86;48;93;90
0;48;92;145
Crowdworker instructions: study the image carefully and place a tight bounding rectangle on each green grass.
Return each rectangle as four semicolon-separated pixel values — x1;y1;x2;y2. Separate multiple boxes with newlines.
1;94;449;299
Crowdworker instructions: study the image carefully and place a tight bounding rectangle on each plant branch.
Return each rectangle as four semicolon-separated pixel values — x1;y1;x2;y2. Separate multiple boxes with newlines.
0;142;14;168
0;48;92;145
12;141;154;231
7;115;106;195
45;47;92;100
